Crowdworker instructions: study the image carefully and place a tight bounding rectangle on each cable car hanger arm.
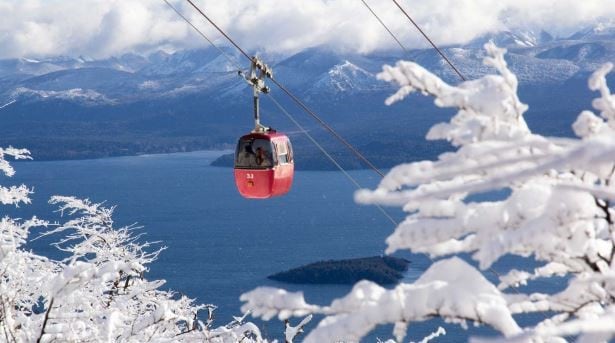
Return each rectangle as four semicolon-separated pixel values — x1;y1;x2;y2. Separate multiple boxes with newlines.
238;57;273;133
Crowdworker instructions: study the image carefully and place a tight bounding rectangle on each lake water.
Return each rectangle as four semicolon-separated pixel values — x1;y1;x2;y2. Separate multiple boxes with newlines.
6;151;561;342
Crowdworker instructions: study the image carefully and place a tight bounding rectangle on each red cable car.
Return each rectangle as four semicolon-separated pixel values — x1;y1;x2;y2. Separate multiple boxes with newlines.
233;56;294;198
234;131;294;198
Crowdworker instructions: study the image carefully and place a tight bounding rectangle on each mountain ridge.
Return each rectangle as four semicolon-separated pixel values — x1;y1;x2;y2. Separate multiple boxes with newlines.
1;25;614;166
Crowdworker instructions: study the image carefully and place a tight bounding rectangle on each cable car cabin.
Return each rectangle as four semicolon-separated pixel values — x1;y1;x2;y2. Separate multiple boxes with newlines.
234;132;294;199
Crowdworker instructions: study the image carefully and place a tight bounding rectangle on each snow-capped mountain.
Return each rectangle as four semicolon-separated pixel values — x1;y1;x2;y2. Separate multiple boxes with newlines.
1;23;614;162
468;29;553;49
568;20;615;40
310;61;386;94
139;48;240;77
1;23;613;107
11;87;114;106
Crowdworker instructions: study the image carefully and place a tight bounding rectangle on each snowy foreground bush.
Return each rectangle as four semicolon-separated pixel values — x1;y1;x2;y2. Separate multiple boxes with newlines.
0;149;273;341
240;43;615;342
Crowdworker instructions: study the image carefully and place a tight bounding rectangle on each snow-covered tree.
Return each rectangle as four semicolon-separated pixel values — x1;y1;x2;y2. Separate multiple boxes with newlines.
0;149;265;342
240;43;615;342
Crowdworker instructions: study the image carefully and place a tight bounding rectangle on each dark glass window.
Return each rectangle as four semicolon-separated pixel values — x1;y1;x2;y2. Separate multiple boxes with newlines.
235;138;274;169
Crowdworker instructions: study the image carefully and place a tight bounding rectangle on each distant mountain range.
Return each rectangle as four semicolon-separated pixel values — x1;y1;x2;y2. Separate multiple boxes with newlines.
1;23;614;168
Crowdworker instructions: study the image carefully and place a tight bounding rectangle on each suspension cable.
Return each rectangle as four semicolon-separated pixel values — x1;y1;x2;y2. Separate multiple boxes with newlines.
268;78;385;177
267;94;397;225
163;0;243;70
185;0;251;61
268;94;361;189
390;0;466;81
180;0;385;178
360;0;409;54
0;100;16;110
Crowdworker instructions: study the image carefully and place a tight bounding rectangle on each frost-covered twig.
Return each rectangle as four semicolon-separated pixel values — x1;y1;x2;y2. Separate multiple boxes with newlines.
285;315;312;343
378;42;530;146
0;150;266;342
0;147;31;177
411;326;446;343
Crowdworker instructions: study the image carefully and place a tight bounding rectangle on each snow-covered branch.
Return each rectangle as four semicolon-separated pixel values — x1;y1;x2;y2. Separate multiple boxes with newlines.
0;147;32;207
243;258;520;342
0;147;31;177
241;43;615;342
378;41;530;147
0;150;266;342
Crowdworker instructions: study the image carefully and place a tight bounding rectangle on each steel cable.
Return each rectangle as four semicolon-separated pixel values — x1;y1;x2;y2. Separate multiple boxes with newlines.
360;0;410;55
390;0;466;81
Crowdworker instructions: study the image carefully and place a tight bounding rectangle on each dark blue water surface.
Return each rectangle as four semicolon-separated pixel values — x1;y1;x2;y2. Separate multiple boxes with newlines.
5;151;563;342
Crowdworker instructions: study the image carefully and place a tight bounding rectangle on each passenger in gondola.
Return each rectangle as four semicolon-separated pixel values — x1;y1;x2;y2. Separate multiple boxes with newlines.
255;146;272;167
238;144;256;167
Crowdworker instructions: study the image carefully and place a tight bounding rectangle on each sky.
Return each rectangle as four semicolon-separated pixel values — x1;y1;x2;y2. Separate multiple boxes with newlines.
0;0;614;59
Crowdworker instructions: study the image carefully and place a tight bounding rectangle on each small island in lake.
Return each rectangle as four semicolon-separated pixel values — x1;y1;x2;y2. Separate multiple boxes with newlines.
268;256;410;285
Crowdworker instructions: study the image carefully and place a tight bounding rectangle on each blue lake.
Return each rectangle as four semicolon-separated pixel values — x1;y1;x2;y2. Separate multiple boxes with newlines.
6;151;561;342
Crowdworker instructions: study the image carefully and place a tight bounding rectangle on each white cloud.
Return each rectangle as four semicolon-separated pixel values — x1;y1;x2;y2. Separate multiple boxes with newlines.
0;0;614;59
